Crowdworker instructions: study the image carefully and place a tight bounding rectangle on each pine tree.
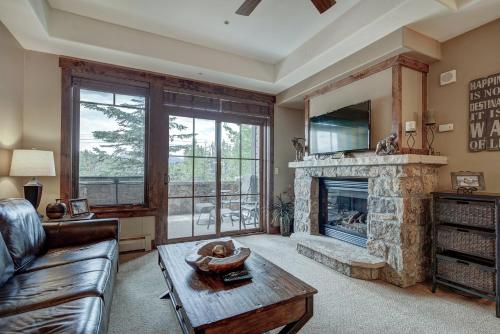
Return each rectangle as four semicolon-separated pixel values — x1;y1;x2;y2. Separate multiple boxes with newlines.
79;98;192;177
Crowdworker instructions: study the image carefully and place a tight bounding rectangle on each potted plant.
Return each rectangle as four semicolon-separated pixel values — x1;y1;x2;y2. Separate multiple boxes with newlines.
271;194;294;237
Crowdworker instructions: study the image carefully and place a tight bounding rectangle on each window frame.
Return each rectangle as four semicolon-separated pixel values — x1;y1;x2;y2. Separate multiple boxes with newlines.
166;115;264;241
60;57;275;239
69;78;151;213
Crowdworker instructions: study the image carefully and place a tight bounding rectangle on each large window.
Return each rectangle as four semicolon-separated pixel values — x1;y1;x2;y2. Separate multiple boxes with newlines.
61;57;273;241
77;85;147;206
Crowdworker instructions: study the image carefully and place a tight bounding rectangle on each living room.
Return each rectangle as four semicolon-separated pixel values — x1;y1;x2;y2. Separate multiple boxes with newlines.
1;0;500;333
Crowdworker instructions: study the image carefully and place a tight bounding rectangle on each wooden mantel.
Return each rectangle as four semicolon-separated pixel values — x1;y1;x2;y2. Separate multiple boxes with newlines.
303;54;430;155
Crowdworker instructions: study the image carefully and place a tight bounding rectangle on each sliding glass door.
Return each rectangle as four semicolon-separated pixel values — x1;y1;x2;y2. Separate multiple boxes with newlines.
167;116;262;241
220;122;260;233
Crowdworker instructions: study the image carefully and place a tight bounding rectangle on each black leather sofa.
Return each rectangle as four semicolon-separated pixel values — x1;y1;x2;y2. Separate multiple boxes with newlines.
0;198;119;333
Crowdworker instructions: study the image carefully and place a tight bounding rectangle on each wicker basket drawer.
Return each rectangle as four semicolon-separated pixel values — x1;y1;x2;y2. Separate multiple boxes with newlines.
436;199;495;229
436;255;496;293
437;226;496;259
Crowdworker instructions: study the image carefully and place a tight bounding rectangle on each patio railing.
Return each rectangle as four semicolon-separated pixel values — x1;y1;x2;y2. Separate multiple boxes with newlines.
79;176;144;206
79;177;247;211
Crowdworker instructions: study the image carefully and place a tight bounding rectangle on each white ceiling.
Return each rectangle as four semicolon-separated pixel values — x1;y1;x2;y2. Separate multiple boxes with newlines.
1;0;499;98
47;0;360;63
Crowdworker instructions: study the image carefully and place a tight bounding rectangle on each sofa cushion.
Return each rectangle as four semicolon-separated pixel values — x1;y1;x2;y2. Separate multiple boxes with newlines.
0;199;46;272
22;239;118;273
0;232;14;287
0;258;112;316
0;297;104;334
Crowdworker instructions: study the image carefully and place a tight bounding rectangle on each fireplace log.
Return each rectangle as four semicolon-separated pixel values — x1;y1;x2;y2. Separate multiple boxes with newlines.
347;211;362;224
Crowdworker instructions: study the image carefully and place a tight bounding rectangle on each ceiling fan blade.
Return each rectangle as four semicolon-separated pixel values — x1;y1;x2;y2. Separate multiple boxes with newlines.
235;0;262;16
310;0;336;14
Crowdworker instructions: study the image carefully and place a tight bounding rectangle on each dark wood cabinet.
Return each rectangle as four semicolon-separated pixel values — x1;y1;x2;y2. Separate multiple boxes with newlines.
431;192;500;318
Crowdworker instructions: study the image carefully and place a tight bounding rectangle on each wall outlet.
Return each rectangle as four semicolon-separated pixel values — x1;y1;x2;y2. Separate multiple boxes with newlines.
438;123;454;132
274;167;279;175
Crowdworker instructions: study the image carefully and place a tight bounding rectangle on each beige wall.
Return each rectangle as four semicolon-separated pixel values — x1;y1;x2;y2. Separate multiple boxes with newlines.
0;22;23;198
274;106;304;197
0;23;61;203
21;51;61;210
429;19;500;192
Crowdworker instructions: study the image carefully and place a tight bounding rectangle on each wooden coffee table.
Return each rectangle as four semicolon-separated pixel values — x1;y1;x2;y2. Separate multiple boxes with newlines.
158;240;317;334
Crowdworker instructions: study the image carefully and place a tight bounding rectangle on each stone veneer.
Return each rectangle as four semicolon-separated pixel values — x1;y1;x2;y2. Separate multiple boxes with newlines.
289;154;447;287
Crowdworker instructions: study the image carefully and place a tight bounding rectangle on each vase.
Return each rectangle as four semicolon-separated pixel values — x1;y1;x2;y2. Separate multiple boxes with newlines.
46;199;67;219
280;217;291;237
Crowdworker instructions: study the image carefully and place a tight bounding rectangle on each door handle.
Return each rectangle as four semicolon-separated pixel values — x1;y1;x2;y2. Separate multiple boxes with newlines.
164;174;170;184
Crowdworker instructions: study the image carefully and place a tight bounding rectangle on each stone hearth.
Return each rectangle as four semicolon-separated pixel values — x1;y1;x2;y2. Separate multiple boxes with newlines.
289;154;447;287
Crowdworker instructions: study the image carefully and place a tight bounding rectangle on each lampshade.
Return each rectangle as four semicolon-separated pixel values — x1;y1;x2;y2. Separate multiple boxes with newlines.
9;149;56;177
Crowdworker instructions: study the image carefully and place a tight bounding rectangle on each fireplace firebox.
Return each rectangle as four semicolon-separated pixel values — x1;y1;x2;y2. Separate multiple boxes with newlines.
319;178;368;248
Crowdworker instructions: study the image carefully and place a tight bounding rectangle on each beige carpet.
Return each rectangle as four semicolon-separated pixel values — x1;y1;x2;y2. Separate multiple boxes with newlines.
109;235;500;334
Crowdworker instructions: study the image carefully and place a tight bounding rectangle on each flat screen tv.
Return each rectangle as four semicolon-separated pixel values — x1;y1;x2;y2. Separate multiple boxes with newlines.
309;100;370;154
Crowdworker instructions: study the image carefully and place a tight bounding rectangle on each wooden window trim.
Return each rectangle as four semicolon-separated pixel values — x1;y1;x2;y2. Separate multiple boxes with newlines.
59;57;275;105
60;57;275;242
63;76;150;214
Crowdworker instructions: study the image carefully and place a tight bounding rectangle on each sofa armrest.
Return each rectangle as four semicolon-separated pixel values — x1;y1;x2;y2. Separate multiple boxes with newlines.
43;218;120;249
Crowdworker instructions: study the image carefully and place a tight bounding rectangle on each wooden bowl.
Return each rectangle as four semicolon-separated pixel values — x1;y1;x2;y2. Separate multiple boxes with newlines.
185;238;251;273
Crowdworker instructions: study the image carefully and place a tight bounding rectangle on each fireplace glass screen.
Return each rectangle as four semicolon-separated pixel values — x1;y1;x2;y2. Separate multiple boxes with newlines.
319;178;368;247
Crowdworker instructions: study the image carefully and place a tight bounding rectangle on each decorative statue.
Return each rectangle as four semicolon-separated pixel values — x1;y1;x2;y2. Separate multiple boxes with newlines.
291;137;305;161
375;133;399;155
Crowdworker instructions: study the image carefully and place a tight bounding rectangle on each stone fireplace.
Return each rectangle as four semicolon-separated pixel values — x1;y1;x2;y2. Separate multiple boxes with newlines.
289;154;447;287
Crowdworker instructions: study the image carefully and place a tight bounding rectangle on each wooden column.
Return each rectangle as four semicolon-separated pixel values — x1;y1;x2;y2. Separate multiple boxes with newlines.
421;72;428;151
392;64;403;146
149;80;169;245
60;67;73;201
304;99;310;154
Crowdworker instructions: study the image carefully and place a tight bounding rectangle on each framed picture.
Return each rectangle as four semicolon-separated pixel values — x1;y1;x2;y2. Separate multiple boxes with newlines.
69;198;90;217
451;171;485;191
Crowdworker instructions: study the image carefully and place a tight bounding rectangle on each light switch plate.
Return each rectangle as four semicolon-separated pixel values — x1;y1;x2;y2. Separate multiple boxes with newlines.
439;123;454;132
274;167;279;175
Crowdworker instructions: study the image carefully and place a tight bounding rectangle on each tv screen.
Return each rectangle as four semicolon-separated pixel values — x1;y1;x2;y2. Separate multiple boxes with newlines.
309;101;370;154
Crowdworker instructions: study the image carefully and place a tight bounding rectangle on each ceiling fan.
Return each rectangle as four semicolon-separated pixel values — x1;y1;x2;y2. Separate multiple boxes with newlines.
235;0;336;16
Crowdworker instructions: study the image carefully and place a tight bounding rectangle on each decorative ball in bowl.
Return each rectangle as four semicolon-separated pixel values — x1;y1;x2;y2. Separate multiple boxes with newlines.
185;238;251;273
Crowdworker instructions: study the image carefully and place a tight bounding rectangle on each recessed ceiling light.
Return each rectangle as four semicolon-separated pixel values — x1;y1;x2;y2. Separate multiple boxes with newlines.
224;20;230;25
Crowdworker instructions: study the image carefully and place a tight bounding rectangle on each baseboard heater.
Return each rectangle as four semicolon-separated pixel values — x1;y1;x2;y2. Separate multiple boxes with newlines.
119;234;152;252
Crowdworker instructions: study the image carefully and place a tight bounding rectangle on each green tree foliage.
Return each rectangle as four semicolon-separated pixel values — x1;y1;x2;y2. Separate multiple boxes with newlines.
168;122;258;190
79;97;193;177
80;97;257;192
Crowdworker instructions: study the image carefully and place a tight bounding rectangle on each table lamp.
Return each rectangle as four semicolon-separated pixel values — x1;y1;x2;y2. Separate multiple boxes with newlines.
9;149;56;213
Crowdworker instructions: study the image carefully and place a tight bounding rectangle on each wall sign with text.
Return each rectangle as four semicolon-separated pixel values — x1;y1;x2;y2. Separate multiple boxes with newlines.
469;72;500;152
